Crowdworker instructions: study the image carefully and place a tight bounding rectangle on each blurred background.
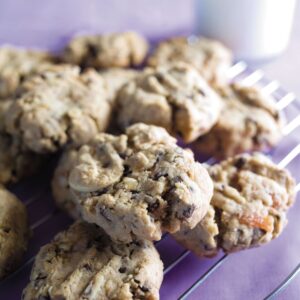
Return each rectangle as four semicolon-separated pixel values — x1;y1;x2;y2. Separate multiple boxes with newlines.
0;0;299;92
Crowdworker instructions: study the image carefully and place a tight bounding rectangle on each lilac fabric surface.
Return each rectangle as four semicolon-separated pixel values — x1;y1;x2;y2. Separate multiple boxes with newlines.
0;1;300;299
0;0;195;51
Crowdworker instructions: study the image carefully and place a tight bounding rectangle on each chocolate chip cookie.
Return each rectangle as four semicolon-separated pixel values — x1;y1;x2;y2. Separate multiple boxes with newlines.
116;63;223;143
23;221;163;300
52;123;213;243
52;146;82;220
5;65;111;153
0;134;44;185
0;46;54;99
62;31;148;69
173;153;295;256
0;186;30;279
193;82;283;159
147;36;232;85
0;99;44;184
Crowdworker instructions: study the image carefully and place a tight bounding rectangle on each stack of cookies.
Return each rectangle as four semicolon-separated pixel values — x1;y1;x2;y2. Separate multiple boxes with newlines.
0;31;296;299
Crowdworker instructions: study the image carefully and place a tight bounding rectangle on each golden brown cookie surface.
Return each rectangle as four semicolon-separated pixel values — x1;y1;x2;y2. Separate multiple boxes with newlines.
173;153;295;256
23;221;163;300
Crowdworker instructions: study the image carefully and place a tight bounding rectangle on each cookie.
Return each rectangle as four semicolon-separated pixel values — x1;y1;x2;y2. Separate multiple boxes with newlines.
100;68;139;103
62;31;148;69
193;82;283;159
23;221;163;300
5;65;111;153
0;46;54;99
52;123;213;243
147;36;232;85
116;63;223;143
0;99;44;185
0;186;30;279
52;146;82;220
0;134;44;185
173;153;296;256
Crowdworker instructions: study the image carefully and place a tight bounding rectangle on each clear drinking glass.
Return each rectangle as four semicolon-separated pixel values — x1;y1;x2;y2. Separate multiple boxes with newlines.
196;0;297;62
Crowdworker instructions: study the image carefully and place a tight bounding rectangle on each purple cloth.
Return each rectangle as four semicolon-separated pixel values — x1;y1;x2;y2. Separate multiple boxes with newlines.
0;1;300;299
0;0;195;51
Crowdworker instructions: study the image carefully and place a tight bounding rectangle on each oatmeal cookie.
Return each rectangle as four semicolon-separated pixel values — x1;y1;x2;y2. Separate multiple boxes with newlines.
173;153;296;256
23;221;163;300
62;32;148;69
52;146;82;219
193;82;283;159
0;99;43;184
0;46;54;99
0;134;44;185
147;36;232;85
5;65;111;153
0;186;30;279
116;63;223;143
52;123;213;242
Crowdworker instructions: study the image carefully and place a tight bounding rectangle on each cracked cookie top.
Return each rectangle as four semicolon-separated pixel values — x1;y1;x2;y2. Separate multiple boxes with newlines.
52;123;213;243
173;153;296;256
0;187;29;279
5;65;111;153
193;82;283;159
99;68;139;104
147;36;232;85
22;221;163;300
0;46;54;99
116;63;223;143
62;31;149;69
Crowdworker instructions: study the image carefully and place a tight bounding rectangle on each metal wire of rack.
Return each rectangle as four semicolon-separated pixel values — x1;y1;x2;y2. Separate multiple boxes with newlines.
1;61;300;299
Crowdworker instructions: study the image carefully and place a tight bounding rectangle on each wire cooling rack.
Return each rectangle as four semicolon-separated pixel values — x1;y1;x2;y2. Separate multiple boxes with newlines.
1;62;300;300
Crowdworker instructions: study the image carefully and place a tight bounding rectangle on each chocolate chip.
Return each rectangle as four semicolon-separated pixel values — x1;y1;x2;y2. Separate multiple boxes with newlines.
123;165;131;176
119;267;127;273
129;249;135;257
203;244;214;251
119;152;127;159
182;205;195;218
197;88;206;97
54;246;63;255
102;161;111;168
2;227;11;233
147;200;160;213
154;151;164;163
140;286;150;292
234;157;246;169
176;130;183;138
155;73;164;83
98;206;112;222
173;176;183;183
34;273;47;288
153;171;168;180
88;44;98;58
83;264;92;271
91;188;108;197
253;135;268;146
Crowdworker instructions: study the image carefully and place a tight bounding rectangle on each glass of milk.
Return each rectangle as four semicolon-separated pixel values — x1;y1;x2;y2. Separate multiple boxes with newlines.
196;0;297;62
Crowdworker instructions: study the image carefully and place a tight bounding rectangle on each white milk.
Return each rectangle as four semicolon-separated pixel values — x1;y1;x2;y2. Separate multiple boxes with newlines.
196;0;297;61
